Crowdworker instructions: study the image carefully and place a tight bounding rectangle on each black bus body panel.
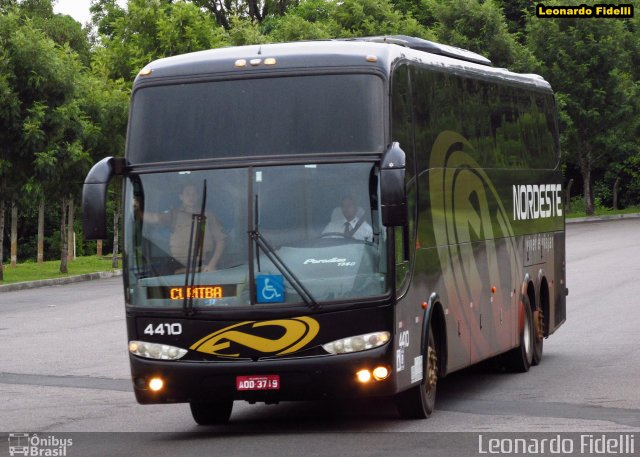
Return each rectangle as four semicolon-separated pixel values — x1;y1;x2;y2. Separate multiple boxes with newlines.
127;304;397;404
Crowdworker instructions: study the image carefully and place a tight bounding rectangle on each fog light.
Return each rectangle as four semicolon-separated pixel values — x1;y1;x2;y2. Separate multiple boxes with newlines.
149;377;164;392
356;369;371;383
372;366;390;380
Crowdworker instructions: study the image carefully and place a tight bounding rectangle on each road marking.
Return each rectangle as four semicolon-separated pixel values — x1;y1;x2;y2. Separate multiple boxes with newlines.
0;372;132;392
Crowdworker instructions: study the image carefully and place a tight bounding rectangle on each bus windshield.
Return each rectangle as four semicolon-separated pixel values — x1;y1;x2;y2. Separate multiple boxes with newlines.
127;74;385;163
124;163;388;309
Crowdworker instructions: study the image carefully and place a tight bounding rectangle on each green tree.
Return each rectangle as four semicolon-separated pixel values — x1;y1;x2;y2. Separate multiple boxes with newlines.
330;0;431;38
0;5;100;272
92;0;228;81
493;0;534;37
0;9;32;275
89;0;126;42
265;0;433;42
426;0;538;72
192;0;300;30
34;10;91;64
528;10;639;214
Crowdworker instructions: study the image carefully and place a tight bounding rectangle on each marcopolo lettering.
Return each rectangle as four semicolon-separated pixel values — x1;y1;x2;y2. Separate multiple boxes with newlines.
513;184;562;221
304;257;346;265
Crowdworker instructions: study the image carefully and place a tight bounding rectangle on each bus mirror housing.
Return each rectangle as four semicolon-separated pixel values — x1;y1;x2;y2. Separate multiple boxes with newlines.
380;142;407;227
82;156;124;240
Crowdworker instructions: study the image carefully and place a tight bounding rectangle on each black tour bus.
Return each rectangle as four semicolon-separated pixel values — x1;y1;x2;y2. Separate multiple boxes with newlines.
83;36;567;424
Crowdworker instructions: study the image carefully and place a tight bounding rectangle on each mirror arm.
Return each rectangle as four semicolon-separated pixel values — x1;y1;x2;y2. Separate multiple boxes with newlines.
82;157;126;240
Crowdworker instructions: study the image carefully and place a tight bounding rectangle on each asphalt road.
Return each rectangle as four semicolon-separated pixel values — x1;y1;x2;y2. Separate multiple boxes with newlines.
1;219;639;456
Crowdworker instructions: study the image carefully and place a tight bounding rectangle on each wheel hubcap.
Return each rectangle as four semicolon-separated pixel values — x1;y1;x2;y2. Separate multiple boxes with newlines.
426;345;438;392
533;309;544;342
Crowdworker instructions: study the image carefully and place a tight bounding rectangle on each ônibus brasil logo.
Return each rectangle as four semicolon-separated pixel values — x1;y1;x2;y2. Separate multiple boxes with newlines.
8;433;73;457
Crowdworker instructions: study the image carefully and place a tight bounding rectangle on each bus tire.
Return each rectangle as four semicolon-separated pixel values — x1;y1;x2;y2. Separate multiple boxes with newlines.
505;296;533;373
395;324;437;419
189;400;233;425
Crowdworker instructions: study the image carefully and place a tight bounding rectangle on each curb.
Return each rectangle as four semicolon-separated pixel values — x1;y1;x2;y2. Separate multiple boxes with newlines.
0;270;122;293
566;212;640;224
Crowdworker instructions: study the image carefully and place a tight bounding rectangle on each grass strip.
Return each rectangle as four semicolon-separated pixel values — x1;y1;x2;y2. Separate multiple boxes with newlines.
0;256;119;285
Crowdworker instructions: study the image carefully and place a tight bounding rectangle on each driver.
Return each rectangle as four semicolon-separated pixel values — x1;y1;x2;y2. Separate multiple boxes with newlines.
322;196;373;242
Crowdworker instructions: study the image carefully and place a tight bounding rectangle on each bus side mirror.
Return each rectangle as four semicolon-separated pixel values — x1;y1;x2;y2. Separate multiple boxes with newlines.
82;157;123;240
380;142;407;227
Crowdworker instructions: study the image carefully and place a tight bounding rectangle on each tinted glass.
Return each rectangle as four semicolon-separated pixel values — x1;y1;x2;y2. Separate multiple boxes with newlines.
128;75;385;163
411;68;559;170
123;163;388;309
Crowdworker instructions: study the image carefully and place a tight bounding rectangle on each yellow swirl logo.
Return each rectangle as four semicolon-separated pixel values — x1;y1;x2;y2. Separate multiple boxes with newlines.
190;316;319;357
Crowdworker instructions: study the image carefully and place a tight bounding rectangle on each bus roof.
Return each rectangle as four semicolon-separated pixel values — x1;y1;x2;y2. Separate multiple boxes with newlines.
136;38;552;93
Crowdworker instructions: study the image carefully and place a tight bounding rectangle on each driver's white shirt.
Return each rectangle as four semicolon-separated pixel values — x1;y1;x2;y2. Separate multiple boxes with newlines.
322;216;373;242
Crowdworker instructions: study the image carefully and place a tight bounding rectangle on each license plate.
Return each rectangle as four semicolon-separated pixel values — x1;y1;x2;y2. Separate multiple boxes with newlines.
236;375;280;391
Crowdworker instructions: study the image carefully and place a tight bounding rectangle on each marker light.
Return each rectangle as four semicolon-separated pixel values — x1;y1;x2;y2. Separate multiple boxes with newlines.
366;55;378;62
235;59;247;67
322;331;390;354
149;377;164;392
250;58;261;66
138;68;152;76
264;58;277;65
356;369;372;383
129;341;187;360
372;366;390;381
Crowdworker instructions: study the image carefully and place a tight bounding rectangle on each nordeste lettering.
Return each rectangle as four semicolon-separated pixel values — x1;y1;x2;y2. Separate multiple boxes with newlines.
513;184;563;221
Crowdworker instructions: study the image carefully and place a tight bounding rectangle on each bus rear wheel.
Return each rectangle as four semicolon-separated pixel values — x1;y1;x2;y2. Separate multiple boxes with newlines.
505;296;534;372
395;325;437;419
189;400;233;425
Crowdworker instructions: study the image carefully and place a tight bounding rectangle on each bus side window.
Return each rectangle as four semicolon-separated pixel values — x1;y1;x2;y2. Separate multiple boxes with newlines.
391;64;417;290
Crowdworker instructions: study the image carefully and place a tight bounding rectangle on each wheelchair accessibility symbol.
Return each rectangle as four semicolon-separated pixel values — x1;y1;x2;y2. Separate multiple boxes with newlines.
256;275;285;303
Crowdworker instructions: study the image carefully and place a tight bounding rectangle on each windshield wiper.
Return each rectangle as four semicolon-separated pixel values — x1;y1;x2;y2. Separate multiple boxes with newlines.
183;180;207;316
250;195;319;311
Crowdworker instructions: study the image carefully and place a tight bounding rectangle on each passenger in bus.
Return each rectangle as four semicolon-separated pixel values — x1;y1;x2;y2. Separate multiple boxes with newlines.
140;184;226;273
322;196;373;242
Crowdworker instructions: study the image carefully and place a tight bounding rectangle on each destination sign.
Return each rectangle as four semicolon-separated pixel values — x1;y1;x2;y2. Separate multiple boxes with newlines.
147;285;237;300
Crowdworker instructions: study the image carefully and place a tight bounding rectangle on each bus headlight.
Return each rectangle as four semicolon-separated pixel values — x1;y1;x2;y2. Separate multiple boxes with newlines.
322;331;390;354
129;341;188;360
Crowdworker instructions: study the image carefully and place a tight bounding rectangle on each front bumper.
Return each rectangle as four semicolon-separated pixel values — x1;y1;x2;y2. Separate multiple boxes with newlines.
130;344;396;404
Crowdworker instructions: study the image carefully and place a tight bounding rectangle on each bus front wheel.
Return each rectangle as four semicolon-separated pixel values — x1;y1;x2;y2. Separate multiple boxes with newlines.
395;325;437;419
189;400;233;425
